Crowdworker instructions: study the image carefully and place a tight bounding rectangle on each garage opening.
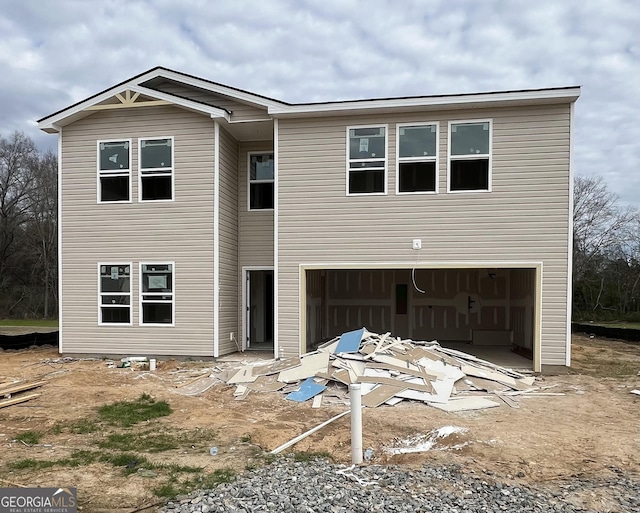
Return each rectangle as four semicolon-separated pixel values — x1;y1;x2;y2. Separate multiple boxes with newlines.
304;268;536;368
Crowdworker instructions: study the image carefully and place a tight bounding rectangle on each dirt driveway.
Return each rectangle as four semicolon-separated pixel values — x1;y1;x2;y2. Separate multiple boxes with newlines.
1;334;639;512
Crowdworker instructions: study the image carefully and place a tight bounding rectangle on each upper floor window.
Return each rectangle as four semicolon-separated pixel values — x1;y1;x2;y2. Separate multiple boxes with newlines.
249;153;274;210
98;140;131;202
139;137;174;201
397;123;438;194
448;120;491;192
140;263;175;325
347;126;387;195
99;263;131;324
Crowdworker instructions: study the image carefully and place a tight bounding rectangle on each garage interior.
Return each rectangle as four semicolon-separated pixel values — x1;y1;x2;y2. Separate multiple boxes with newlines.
305;268;536;368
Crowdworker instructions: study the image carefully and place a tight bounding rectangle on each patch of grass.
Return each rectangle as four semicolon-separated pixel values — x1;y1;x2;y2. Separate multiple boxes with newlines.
153;468;237;499
68;419;100;434
97;432;179;453
8;451;100;471
8;459;56;471
98;393;172;427
14;431;43;445
101;452;153;475
239;433;252;443
293;450;333;462
0;319;58;327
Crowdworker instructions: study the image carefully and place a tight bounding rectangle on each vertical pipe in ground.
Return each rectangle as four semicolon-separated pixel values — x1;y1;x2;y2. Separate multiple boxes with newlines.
349;384;363;464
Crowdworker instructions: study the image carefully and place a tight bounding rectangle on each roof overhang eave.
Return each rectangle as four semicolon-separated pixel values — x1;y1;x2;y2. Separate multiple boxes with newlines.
268;87;581;117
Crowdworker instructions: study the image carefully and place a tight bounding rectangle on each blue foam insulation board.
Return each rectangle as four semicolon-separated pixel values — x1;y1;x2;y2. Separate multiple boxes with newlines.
335;327;365;354
286;377;327;402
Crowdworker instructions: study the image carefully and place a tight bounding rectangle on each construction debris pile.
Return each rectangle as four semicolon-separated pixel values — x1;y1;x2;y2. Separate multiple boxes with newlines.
218;328;554;412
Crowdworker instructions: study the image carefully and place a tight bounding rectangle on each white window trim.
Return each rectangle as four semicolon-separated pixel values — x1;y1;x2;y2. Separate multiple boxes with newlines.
139;261;175;327
447;119;492;193
98;262;133;326
97;138;132;204
138;136;175;203
395;122;439;195
346;124;388;196
247;151;275;211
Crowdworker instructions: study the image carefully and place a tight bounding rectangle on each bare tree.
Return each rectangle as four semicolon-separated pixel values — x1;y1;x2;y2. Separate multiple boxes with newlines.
0;132;39;314
25;150;58;317
573;175;636;279
573;175;640;319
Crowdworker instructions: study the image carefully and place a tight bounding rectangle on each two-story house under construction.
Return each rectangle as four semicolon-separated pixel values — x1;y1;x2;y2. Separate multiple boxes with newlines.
38;68;580;371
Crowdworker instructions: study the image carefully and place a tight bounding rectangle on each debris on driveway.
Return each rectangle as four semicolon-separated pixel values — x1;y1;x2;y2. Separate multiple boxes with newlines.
217;328;551;411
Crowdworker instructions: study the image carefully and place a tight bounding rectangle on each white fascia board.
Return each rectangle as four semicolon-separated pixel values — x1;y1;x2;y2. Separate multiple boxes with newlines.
155;69;285;109
269;87;581;116
38;81;230;133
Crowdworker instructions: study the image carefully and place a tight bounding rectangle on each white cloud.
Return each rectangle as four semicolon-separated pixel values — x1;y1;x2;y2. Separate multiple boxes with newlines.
0;0;638;204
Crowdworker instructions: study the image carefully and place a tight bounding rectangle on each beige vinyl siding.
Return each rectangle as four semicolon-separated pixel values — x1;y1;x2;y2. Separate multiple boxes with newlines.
277;104;572;365
153;81;271;122
61;105;216;356
238;141;275;268
217;126;240;355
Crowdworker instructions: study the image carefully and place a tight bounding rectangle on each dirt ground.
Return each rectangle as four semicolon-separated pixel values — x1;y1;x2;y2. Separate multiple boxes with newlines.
1;333;639;513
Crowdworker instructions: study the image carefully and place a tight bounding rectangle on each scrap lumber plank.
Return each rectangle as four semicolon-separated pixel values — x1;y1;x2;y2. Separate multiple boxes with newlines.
356;376;433;393
461;363;518;387
174;376;217;396
631;389;640;396
428;396;501;412
0;380;47;396
494;392;520;408
252;357;301;376
245;375;286;393
331;369;352;385
362;385;407;408
278;351;330;383
227;366;257;384
312;394;323;408
367;361;441;381
0;393;40;409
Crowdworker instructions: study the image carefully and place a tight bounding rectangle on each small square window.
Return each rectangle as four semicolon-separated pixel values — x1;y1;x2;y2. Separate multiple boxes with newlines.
449;121;491;192
140;138;174;201
397;124;438;193
249;153;274;210
99;263;131;324
140;263;174;325
347;126;387;194
98;140;131;203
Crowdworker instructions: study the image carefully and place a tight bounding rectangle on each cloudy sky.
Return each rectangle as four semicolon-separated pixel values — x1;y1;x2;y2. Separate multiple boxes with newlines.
1;0;638;205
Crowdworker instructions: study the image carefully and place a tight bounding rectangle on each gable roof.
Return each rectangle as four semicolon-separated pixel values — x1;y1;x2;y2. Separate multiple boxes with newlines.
38;67;580;133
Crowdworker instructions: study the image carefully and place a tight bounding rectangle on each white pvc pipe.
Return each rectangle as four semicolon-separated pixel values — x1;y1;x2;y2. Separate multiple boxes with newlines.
350;384;363;464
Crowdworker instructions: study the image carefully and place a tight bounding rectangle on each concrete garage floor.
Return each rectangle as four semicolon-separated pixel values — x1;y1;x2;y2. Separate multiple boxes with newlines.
442;342;533;369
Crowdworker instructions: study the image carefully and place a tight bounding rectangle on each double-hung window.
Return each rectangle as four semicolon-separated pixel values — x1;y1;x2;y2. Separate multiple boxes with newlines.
249;153;274;210
139;137;174;201
98;264;131;324
397;123;438;193
347;125;387;194
97;140;131;202
140;263;174;325
448;120;492;192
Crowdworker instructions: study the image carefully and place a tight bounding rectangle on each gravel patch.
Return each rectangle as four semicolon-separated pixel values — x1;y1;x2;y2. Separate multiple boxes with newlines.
157;458;640;513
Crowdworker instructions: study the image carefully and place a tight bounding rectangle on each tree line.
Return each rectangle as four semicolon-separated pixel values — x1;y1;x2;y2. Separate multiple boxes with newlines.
0;131;638;321
0;132;57;319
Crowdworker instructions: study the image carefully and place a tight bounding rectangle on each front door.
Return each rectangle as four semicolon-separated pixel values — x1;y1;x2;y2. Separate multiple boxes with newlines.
246;270;274;350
